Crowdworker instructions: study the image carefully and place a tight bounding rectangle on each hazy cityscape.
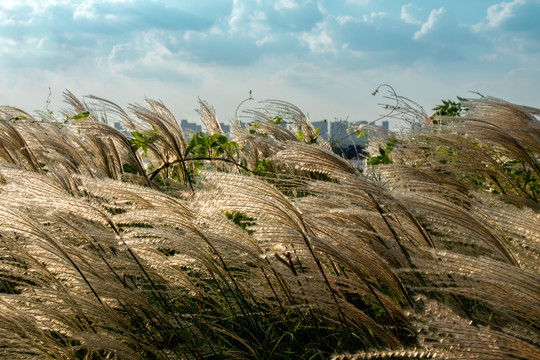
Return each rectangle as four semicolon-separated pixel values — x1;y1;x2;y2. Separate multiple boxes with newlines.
111;118;390;161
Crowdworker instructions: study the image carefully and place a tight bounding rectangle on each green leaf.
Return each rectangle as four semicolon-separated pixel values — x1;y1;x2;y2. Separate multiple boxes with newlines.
72;111;90;119
185;139;198;157
356;131;366;138
272;116;284;125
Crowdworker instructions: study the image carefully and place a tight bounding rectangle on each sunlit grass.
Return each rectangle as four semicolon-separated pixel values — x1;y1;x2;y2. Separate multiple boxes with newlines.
0;92;539;359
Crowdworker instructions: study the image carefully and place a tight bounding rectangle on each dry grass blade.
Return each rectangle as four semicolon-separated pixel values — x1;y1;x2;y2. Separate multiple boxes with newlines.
271;141;358;175
0;117;41;171
197;97;223;136
84;94;137;129
464;98;540;153
403;249;540;325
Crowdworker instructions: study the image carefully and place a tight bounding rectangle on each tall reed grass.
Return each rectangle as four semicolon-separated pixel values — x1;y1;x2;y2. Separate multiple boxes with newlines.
0;92;538;359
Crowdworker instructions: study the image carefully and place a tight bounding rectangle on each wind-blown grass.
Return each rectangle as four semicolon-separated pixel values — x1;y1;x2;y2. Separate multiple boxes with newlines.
0;92;539;359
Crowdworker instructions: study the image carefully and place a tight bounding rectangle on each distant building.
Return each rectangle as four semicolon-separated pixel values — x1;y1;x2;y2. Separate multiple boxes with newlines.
310;118;391;159
329;120;368;147
219;122;231;136
312;120;329;141
180;119;202;138
112;122;132;137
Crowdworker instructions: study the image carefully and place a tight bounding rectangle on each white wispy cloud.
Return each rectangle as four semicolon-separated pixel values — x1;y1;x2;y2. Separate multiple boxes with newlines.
362;12;387;24
73;1;97;19
414;7;445;40
472;0;524;32
274;0;298;11
336;12;385;25
345;0;370;5
401;4;422;25
299;22;335;53
228;0;246;34
336;15;354;25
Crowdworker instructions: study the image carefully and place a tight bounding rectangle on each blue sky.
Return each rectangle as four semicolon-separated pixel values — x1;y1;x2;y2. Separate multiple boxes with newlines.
1;0;539;126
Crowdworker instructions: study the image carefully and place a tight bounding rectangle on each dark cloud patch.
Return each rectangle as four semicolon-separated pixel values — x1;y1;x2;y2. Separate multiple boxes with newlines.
471;0;540;57
337;16;418;53
162;29;300;67
411;9;485;62
186;39;262;66
324;9;485;68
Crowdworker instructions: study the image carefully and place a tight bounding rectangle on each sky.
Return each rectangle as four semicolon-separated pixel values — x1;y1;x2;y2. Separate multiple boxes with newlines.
1;0;539;127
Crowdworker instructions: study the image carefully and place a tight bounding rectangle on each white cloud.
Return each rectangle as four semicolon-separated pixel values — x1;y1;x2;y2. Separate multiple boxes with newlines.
107;31;199;82
0;0;131;13
0;10;15;25
336;15;354;25
0;37;17;51
472;0;524;32
74;1;97;19
479;53;498;62
227;1;272;39
401;4;422;25
23;36;47;49
246;10;272;41
335;12;385;25
274;0;298;11
255;35;274;46
362;12;386;24
0;0;23;11
300;22;335;53
345;0;370;5
414;7;445;40
72;0;135;20
0;0;58;12
228;0;246;33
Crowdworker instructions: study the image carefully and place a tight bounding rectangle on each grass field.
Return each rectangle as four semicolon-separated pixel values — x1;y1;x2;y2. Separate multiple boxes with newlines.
0;91;539;359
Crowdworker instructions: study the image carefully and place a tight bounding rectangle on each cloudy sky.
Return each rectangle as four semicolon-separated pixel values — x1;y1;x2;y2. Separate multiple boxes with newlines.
1;0;539;126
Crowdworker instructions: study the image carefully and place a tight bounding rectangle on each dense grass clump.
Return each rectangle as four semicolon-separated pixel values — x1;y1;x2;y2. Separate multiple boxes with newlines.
0;91;539;359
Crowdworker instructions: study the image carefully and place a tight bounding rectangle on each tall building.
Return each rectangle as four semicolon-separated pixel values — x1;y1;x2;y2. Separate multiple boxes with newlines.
311;120;329;141
329;120;368;147
180;119;202;138
219;122;231;136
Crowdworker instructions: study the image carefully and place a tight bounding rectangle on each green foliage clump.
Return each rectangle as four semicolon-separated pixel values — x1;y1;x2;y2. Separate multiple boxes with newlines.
432;99;463;117
367;137;397;165
129;128;159;156
185;132;240;159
